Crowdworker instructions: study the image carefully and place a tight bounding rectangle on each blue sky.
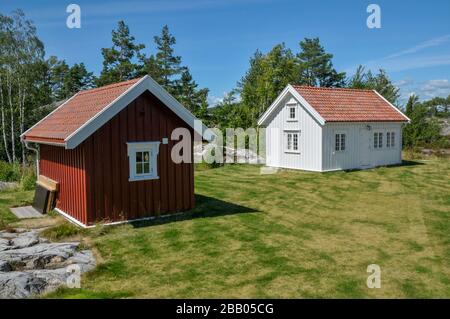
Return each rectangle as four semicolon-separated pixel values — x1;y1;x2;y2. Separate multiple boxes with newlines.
1;0;450;105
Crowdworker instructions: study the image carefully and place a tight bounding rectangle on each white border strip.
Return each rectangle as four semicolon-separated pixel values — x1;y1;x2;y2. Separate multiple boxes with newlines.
54;207;187;228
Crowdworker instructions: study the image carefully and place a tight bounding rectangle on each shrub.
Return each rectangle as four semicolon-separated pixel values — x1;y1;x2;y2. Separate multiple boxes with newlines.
20;166;36;191
0;161;21;182
41;222;83;240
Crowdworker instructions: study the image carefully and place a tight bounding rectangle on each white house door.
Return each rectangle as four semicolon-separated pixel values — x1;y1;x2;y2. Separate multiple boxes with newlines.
267;128;280;166
359;128;371;168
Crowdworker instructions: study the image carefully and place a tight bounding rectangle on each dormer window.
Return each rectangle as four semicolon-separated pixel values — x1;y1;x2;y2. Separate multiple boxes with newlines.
287;104;297;121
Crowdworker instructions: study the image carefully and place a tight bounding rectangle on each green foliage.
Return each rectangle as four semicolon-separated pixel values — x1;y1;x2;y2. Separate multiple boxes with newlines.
48;57;94;100
236;39;345;128
296;38;346;87
41;222;83;240
403;98;446;148
0;161;20;182
238;44;297;126
348;65;400;105
97;21;145;86
19;165;36;190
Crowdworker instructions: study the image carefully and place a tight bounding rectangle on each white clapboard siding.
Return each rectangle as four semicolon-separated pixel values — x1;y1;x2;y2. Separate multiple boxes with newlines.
264;94;322;171
322;122;403;171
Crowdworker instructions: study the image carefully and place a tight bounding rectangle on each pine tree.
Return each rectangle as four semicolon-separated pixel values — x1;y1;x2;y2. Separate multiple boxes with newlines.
296;38;346;87
152;25;182;93
97;21;144;86
405;94;419;117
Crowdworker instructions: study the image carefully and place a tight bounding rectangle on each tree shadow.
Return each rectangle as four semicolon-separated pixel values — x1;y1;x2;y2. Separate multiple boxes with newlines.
131;194;258;228
343;160;425;173
397;160;425;167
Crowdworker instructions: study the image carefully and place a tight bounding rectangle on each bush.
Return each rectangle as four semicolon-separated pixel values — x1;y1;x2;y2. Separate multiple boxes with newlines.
41;222;83;240
0;161;21;182
19;165;36;191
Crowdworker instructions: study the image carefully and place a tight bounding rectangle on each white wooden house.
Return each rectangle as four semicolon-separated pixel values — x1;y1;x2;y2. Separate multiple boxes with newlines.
257;85;410;171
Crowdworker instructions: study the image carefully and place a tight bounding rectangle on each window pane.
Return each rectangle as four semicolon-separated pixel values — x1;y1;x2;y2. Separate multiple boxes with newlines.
290;107;295;119
287;134;292;150
341;134;345;151
143;151;150;163
335;134;340;151
391;132;395;147
379;133;383;148
136;162;143;174
136;151;142;163
143;163;150;174
293;134;298;150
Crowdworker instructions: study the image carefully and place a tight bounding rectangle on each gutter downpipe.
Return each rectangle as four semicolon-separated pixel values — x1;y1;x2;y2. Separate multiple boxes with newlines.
24;141;39;177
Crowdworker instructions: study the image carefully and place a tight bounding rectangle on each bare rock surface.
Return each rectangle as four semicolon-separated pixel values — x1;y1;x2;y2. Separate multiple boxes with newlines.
0;229;95;299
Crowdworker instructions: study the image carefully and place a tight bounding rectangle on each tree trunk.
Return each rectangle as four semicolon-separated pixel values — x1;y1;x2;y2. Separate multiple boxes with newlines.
0;75;12;163
19;81;26;165
7;70;16;163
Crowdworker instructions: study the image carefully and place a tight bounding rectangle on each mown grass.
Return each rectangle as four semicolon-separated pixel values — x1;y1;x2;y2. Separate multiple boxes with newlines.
0;188;34;228
1;159;449;298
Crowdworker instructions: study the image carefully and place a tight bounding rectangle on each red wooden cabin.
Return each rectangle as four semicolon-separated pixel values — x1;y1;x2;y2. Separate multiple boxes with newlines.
22;76;206;227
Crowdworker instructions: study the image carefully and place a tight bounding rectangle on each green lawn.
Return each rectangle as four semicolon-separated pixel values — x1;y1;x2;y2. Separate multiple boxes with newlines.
1;160;449;298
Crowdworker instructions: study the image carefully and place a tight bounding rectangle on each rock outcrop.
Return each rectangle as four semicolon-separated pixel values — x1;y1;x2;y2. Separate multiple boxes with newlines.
0;229;95;298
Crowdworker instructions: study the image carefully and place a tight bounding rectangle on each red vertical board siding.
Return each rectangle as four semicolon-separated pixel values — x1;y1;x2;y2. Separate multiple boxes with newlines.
83;91;194;225
39;144;87;224
38;91;195;226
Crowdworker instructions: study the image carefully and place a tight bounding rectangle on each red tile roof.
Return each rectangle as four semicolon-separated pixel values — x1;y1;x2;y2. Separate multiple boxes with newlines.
293;86;408;122
23;77;142;144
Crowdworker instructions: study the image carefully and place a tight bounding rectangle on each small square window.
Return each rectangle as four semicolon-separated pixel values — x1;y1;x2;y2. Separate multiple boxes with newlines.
287;104;297;121
127;142;160;181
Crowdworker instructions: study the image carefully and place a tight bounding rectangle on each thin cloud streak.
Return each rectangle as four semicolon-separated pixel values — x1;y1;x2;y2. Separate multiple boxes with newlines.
346;34;450;74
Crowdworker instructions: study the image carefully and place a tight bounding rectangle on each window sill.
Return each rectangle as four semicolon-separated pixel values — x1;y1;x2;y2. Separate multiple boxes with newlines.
286;119;298;122
285;150;300;154
129;175;159;182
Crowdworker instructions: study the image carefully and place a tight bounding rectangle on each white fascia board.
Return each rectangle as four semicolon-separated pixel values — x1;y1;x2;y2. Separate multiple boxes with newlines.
65;75;210;149
372;90;411;123
257;85;326;126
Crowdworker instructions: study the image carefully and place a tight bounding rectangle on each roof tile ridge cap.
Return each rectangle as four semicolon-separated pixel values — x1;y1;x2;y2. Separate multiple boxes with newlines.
291;85;374;92
78;77;142;95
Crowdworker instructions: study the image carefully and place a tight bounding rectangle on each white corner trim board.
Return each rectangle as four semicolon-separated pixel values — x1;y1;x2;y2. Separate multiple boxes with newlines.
64;75;210;149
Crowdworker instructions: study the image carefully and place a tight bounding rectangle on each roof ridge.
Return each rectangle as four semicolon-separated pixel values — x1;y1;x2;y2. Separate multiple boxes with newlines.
78;77;142;95
292;85;375;92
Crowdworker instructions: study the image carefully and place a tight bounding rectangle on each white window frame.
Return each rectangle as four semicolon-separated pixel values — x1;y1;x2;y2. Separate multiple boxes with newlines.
334;132;346;152
284;130;300;153
373;132;383;149
286;103;298;122
127;141;160;182
386;131;395;148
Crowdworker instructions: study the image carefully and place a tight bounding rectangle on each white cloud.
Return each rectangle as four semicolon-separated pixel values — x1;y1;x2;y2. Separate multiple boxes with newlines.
396;79;450;103
386;35;450;59
346;34;450;74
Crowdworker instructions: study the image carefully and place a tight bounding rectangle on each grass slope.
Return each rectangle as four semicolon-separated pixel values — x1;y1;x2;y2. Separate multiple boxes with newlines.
1;160;449;298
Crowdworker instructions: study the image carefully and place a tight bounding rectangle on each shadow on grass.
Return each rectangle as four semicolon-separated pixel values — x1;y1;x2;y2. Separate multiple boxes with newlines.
398;160;425;167
342;160;425;173
131;194;258;228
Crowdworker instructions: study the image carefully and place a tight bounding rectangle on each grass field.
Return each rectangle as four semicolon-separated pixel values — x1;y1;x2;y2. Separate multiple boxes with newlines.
1;159;449;298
